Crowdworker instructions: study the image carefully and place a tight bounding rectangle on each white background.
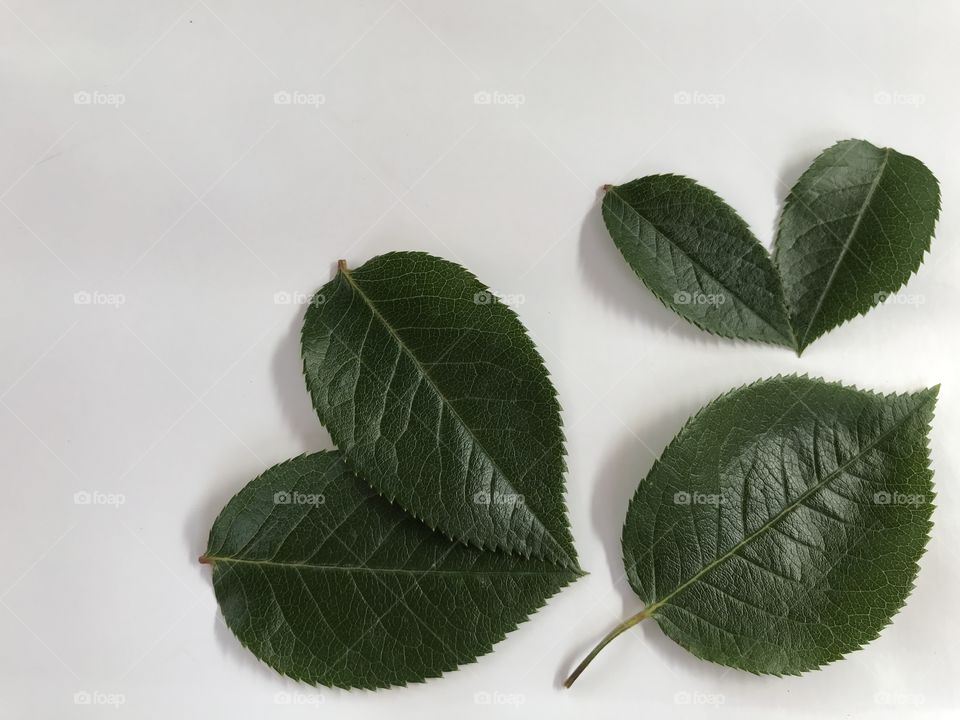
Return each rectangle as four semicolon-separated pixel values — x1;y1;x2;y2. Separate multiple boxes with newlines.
2;1;959;718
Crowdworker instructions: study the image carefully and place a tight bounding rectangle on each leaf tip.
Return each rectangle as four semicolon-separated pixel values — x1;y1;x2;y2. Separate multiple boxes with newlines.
917;383;941;409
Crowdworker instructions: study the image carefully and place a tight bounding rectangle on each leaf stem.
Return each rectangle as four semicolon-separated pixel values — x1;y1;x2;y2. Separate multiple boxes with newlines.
563;609;649;688
198;554;213;565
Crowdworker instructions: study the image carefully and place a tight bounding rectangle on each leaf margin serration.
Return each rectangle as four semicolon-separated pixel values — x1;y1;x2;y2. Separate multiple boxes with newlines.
773;138;943;354
205;450;581;691
601;173;797;350
620;374;938;676
299;250;580;571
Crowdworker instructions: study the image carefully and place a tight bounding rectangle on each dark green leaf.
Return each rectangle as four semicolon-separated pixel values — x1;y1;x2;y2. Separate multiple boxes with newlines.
566;376;936;684
601;175;794;347
203;451;579;689
301;251;577;568
775;139;940;352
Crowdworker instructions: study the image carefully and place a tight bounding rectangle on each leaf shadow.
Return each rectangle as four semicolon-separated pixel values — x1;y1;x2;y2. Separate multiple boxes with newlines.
770;145;821;242
183;464;283;680
578;197;723;349
272;304;330;450
211;612;290;684
590;402;700;607
555;398;708;686
187;299;334;684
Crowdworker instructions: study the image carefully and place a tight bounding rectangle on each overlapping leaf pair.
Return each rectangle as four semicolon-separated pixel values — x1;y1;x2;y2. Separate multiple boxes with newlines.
202;252;581;689
603;139;941;353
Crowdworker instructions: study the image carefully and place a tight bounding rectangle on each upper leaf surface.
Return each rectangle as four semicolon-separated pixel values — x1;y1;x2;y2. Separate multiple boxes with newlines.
775;139;940;352
205;451;578;689
602;175;794;347
301;251;576;568
622;375;936;674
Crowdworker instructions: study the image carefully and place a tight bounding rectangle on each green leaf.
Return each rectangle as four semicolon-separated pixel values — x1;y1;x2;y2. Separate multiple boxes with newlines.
565;376;936;685
775;139;940;352
301;251;577;568
601;175;794;347
203;451;579;690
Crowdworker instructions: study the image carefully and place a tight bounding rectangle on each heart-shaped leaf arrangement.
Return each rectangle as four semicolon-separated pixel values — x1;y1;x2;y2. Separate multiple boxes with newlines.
202;251;581;689
564;375;936;686
603;139;940;353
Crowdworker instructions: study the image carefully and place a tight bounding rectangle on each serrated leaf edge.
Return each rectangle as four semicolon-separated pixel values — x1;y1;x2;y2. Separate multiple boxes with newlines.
602;174;797;350
620;374;938;676
213;564;575;690
300;250;581;572
773;138;943;354
206;450;580;690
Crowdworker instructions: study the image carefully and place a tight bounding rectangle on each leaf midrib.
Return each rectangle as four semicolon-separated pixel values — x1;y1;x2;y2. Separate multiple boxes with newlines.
337;266;572;567
645;391;930;616
796;147;891;348
206;554;574;578
607;190;793;346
